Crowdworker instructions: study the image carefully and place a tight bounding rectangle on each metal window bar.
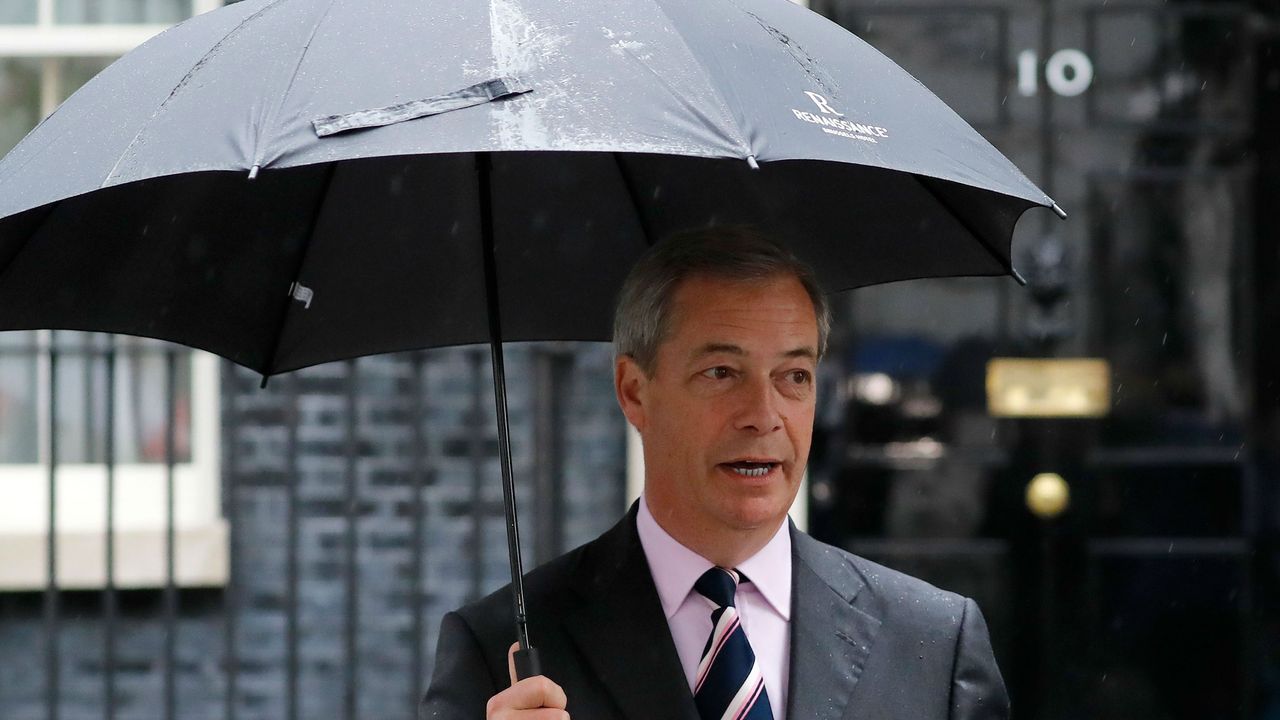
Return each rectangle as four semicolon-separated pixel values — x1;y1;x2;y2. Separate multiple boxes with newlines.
468;349;486;602
164;348;178;720
222;361;239;720
285;374;300;720
44;331;59;720
409;352;427;711
81;339;94;462
104;335;117;720
344;359;359;720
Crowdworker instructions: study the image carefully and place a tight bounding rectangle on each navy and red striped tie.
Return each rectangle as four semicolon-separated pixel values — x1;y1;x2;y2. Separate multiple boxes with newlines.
692;567;774;720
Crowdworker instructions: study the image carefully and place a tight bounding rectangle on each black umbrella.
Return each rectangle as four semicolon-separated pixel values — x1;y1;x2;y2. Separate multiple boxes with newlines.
0;0;1062;677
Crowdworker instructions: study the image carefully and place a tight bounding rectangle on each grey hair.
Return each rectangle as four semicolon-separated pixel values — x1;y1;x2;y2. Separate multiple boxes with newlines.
613;226;831;375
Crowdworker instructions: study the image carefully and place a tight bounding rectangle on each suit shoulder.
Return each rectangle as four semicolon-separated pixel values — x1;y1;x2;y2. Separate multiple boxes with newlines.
855;553;966;608
800;533;969;623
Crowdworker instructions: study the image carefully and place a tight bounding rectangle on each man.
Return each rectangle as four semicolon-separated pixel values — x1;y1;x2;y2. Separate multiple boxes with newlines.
421;228;1008;720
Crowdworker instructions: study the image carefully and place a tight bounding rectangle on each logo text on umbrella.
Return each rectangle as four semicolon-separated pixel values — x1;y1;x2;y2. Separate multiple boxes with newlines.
790;92;889;144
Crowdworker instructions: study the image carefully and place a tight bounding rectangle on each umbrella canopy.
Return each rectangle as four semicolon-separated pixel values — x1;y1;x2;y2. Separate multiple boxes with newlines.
0;0;1062;677
0;0;1058;378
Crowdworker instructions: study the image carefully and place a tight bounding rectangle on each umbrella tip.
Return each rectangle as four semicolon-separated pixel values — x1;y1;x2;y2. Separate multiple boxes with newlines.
248;164;260;180
259;374;270;389
1010;266;1028;286
1050;201;1067;220
746;155;760;171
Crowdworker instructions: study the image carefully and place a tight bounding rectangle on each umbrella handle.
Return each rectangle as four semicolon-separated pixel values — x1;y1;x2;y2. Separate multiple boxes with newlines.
513;646;543;680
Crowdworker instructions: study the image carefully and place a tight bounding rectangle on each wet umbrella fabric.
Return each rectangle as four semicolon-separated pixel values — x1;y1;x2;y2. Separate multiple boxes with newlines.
0;0;1059;673
0;0;1059;373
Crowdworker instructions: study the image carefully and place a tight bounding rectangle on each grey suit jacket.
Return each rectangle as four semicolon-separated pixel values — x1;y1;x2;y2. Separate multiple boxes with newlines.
420;506;1009;719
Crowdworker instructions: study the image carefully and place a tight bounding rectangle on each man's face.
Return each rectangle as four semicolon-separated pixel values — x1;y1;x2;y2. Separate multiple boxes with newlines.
617;273;818;539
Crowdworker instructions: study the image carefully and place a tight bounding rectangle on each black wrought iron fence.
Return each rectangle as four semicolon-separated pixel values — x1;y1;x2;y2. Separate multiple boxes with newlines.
0;336;624;720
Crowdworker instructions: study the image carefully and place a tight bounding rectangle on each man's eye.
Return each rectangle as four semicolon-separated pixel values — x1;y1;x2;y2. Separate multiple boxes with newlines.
787;370;812;385
702;366;733;380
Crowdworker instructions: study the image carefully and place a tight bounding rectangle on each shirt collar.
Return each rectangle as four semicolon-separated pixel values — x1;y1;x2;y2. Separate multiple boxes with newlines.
637;495;792;621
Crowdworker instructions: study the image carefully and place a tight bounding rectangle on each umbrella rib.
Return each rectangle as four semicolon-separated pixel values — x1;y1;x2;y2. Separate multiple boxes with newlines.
636;0;752;158
0;203;58;294
911;174;1027;285
253;0;341;168
0;109;82;209
610;153;657;246
101;0;292;188
258;161;340;384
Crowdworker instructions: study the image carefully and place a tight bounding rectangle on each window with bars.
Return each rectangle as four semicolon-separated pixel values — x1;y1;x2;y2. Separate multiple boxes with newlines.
0;0;227;591
0;0;210;26
0;333;197;465
0;333;225;591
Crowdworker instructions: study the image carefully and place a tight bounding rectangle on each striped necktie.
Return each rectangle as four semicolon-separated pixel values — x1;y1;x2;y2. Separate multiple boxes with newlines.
692;567;774;720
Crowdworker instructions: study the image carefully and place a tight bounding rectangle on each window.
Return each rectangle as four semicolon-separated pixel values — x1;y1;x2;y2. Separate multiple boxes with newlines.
0;2;37;24
0;0;216;26
56;0;194;25
0;57;41;157
0;2;222;157
0;0;227;591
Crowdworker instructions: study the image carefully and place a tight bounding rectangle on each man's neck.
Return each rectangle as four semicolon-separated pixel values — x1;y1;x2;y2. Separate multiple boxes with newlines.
642;496;785;568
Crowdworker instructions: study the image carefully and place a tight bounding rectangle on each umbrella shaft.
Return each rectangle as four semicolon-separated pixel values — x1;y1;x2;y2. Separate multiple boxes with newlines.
488;340;530;640
478;152;534;656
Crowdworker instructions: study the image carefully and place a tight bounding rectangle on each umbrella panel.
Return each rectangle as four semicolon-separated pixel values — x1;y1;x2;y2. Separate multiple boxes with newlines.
0;167;328;371
0;151;1035;377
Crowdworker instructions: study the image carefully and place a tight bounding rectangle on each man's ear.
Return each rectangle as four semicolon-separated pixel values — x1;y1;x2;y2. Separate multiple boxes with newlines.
614;355;647;433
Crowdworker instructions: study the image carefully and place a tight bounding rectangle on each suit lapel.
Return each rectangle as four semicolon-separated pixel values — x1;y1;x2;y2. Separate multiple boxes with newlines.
786;525;881;720
563;507;700;720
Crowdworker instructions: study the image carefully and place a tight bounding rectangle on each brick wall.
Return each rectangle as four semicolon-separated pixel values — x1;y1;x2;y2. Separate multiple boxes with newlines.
0;344;627;720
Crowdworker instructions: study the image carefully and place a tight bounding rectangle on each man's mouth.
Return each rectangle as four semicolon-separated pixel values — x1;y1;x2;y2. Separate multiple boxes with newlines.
721;461;779;478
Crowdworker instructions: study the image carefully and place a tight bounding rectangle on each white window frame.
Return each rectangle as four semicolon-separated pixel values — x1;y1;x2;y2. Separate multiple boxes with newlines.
0;0;227;591
0;0;222;59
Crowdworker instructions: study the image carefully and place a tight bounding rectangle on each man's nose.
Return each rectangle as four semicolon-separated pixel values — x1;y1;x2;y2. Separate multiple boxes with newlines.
734;376;783;434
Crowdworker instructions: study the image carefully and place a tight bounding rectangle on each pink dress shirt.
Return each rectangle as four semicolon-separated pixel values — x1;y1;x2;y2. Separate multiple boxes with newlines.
636;495;792;719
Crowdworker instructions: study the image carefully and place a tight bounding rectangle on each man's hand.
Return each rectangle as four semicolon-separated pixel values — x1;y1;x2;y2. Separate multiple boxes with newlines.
485;642;569;719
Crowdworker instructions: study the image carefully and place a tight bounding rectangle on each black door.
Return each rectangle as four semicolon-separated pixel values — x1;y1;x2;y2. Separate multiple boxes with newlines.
807;1;1279;717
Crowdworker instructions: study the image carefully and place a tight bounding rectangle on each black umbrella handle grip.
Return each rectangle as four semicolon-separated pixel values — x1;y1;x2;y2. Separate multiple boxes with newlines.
513;646;543;680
